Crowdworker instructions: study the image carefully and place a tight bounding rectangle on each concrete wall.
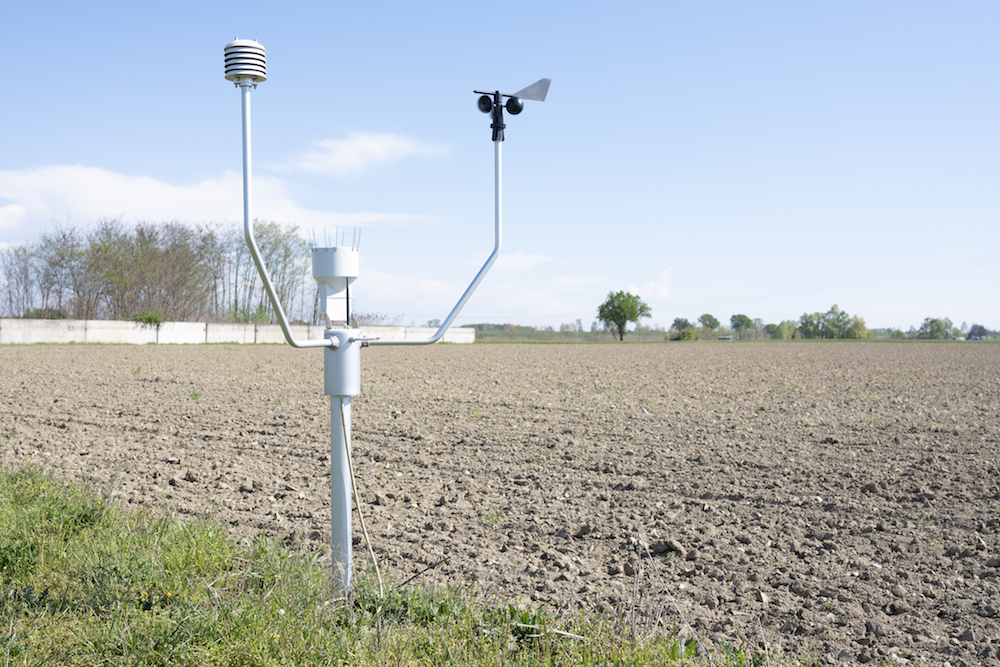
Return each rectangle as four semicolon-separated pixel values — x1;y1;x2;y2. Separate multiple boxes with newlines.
254;324;310;344
0;318;475;345
206;323;253;344
157;322;206;345
82;320;158;345
0;318;87;344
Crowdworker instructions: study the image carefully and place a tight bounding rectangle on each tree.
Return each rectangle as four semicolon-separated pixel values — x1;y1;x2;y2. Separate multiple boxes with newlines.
597;291;651;341
671;317;692;332
918;317;958;340
798;312;822;339
776;320;797;340
698;314;720;330
845;315;869;340
820;304;851;339
668;327;697;341
968;324;988;340
730;314;753;340
798;305;867;340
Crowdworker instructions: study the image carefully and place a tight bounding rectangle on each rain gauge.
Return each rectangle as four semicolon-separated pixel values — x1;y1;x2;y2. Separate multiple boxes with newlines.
224;38;549;592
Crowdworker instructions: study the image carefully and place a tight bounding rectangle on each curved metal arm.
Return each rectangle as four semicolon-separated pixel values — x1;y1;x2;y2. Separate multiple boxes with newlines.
239;83;335;349
366;139;502;346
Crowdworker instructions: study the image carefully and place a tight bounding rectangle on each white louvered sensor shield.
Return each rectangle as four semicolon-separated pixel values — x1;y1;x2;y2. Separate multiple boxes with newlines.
224;39;266;83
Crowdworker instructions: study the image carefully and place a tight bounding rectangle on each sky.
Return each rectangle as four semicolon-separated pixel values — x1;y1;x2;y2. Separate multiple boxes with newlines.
1;1;997;331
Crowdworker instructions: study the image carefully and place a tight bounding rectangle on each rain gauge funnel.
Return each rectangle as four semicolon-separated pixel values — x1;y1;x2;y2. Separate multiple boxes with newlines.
225;37;548;593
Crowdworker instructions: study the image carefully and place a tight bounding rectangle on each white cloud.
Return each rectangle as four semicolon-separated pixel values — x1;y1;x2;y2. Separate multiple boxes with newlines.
353;269;454;320
628;269;672;300
494;251;557;272
288;133;448;176
0;164;434;242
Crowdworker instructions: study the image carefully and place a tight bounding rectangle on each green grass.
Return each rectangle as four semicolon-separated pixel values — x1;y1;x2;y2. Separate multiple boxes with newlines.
0;465;797;666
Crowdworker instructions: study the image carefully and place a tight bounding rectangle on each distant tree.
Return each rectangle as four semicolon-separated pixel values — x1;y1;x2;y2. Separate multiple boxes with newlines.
918;317;958;340
820;304;851;339
776;320;797;340
730;314;753;340
668;327;698;341
797;305;867;340
845;315;869;340
698;314;720;330
798;312;822;339
752;318;764;339
671;317;692;332
968;324;988;340
0;244;34;317
764;323;779;338
597;291;651;341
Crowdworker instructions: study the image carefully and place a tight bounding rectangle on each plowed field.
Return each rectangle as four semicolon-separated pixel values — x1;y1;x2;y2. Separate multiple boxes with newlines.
2;342;998;664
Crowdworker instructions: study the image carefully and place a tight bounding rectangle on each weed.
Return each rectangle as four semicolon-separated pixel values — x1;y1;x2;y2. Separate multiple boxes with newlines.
188;390;202;401
473;411;483;419
1;430;17;446
478;505;500;527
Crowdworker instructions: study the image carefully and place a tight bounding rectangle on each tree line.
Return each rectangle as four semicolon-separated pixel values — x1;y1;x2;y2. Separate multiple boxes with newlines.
595;292;995;342
0;219;316;324
667;307;995;341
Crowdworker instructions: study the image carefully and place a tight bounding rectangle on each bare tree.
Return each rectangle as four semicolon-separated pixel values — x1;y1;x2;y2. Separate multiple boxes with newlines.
0;244;35;317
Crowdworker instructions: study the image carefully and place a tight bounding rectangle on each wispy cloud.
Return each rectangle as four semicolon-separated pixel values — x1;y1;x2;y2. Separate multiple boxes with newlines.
288;133;448;176
494;251;557;272
0;165;433;241
628;269;672;300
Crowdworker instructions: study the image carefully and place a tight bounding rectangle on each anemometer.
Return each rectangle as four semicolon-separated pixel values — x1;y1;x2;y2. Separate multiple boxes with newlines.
224;38;549;592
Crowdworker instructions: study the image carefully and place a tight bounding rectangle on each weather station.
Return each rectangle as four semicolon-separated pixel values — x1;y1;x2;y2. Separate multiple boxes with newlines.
224;37;550;593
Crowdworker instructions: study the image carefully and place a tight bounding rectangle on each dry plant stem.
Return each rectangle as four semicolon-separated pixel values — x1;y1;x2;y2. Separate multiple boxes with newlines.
758;615;772;667
630;557;641;638
637;526;714;667
516;624;586;641
339;398;384;598
399;555;452;587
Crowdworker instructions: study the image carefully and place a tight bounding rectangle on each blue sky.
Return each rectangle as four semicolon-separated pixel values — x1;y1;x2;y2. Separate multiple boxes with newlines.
1;1;997;331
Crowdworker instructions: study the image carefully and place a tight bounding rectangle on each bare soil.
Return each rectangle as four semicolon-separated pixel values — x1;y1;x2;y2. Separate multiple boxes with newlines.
2;342;999;664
